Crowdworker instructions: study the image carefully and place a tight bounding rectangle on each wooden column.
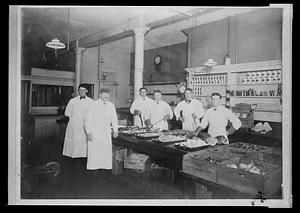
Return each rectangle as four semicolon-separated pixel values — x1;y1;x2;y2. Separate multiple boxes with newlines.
133;27;148;100
74;47;85;93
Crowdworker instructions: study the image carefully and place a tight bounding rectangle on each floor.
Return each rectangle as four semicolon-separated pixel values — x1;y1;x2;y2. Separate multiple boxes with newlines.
20;134;282;200
21;136;188;199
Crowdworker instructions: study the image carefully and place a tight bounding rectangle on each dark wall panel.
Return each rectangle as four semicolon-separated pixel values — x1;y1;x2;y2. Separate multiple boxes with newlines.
130;42;187;85
237;8;282;63
186;8;282;68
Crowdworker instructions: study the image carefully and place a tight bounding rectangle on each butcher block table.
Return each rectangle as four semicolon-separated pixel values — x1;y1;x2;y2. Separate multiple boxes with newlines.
113;133;189;171
181;142;282;199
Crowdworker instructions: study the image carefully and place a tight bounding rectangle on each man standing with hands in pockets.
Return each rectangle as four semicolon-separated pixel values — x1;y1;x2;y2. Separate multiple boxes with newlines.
85;87;119;181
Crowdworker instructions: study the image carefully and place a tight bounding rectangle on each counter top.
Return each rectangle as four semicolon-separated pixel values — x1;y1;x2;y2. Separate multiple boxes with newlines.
113;134;188;170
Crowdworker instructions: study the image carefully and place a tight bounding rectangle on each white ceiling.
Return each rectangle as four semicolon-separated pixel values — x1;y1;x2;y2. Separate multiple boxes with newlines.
21;6;260;52
21;6;220;51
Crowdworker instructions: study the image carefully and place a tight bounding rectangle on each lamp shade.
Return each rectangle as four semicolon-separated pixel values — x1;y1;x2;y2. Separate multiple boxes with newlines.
46;38;66;49
203;58;217;67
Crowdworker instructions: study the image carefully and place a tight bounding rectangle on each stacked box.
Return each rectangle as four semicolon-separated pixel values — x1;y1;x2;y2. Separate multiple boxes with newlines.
124;153;151;171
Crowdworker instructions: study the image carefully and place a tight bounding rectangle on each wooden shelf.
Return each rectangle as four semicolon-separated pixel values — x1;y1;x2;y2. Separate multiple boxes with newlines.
194;95;226;98
230;83;280;86
230;96;280;98
191;84;227;87
254;109;282;113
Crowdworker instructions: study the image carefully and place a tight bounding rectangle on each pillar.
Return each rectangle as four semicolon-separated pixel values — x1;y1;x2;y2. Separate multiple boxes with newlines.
133;27;149;99
74;47;85;93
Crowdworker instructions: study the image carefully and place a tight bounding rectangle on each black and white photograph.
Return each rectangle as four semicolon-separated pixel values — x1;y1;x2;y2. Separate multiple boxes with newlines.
8;5;292;207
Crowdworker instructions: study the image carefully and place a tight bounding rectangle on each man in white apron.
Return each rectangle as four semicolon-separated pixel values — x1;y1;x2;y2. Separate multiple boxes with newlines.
62;84;93;190
144;90;173;131
174;88;204;131
63;84;93;159
194;92;241;145
130;87;154;128
85;87;118;180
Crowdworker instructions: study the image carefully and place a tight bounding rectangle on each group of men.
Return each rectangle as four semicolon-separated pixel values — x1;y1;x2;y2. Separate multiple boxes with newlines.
62;84;118;180
62;84;241;180
130;87;242;144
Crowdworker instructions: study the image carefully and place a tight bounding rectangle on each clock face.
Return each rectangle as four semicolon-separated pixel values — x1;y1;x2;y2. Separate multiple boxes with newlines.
179;85;186;93
154;55;161;65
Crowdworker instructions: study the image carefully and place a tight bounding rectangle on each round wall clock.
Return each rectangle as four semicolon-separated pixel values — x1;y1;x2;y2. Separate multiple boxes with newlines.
178;83;187;94
154;55;162;65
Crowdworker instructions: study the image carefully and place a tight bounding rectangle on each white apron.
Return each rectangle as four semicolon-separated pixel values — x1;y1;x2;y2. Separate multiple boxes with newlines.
174;99;204;131
199;105;241;143
144;100;173;131
130;97;154;127
85;100;118;170
63;96;93;158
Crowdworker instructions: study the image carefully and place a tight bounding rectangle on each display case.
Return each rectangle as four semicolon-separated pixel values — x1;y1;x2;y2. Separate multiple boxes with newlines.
185;60;282;122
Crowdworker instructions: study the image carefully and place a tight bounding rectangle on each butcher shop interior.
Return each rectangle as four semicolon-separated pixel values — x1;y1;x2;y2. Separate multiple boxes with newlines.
8;5;292;206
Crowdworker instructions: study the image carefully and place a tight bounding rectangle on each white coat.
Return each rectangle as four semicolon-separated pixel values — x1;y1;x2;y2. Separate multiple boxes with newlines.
84;100;118;170
63;96;93;158
144;100;173;131
173;99;204;131
130;96;154;127
199;105;241;143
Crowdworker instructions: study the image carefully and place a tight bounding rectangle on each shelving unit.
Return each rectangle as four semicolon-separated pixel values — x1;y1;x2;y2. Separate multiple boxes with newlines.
185;60;282;122
231;96;280;98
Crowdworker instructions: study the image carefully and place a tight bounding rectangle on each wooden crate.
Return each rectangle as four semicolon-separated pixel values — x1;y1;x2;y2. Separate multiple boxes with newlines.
124;153;151;171
182;143;282;198
112;145;128;175
258;147;282;165
182;150;220;183
228;142;282;165
216;158;282;197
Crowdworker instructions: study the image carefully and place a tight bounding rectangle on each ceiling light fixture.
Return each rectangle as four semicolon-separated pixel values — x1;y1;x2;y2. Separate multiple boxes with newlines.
45;38;66;58
204;58;217;67
203;58;217;72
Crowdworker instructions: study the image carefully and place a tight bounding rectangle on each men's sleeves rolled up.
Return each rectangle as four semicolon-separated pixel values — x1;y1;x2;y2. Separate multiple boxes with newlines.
173;102;182;120
143;102;151;121
227;110;242;130
165;102;174;120
129;99;137;115
199;111;209;129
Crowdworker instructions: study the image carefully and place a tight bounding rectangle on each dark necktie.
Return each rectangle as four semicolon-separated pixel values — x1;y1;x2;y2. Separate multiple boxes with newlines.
80;96;86;100
185;100;191;104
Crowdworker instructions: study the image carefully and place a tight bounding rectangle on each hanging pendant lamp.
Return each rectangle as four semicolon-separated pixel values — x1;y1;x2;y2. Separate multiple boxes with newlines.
46;38;65;59
45;38;66;49
203;58;217;67
203;58;217;73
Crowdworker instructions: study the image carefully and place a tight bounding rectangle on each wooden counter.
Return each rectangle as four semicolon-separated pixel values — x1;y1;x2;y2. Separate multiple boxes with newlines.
113;134;188;170
114;132;282;199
